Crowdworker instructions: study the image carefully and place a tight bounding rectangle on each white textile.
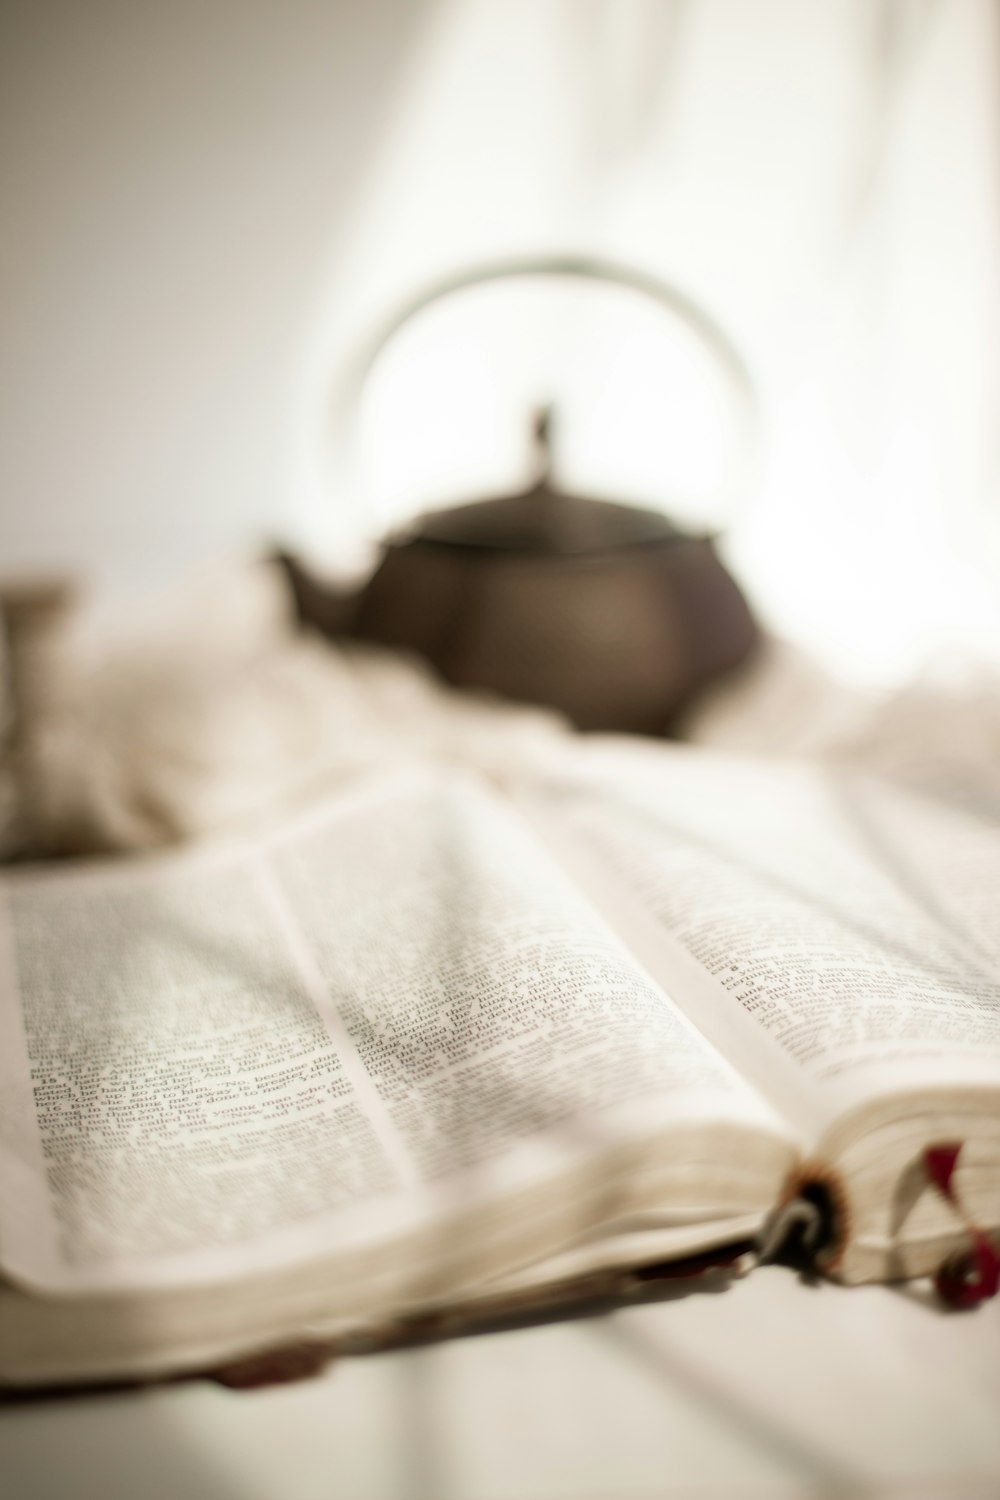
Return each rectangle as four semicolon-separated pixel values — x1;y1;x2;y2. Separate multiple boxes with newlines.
3;559;999;859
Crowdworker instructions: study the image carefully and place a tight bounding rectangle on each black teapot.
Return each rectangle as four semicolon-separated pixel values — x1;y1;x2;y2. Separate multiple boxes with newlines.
278;259;759;735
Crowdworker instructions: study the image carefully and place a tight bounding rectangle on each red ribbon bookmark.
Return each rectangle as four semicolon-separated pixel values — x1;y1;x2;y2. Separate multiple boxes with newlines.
924;1143;999;1309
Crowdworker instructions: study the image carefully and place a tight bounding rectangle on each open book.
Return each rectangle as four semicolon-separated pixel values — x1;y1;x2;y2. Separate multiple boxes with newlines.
1;742;998;1388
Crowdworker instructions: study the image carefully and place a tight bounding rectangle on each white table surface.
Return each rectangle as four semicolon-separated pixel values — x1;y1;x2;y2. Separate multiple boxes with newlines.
2;1265;998;1500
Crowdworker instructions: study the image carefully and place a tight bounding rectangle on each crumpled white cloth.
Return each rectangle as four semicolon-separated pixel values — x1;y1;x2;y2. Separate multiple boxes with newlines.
680;636;1000;820
0;560;568;858
3;558;999;858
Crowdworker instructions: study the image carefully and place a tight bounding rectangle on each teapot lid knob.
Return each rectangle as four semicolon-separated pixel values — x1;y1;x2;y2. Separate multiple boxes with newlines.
532;405;554;484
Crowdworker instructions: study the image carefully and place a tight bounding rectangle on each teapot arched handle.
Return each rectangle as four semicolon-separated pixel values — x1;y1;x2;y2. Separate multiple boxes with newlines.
326;254;761;545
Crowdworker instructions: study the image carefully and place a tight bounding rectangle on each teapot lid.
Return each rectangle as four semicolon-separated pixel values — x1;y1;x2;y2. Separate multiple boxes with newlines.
410;409;683;556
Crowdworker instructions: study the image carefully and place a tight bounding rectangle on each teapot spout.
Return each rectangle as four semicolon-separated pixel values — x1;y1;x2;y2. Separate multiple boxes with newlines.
271;550;364;640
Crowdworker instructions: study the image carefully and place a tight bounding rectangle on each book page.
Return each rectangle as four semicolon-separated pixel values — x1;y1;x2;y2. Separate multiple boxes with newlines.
260;772;788;1164
0;768;790;1296
0;828;407;1291
528;743;1000;1131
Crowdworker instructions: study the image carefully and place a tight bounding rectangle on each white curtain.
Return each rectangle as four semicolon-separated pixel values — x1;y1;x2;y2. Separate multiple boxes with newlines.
296;0;1000;684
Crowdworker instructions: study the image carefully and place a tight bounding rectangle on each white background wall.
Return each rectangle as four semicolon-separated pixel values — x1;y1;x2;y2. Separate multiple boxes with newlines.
0;0;429;584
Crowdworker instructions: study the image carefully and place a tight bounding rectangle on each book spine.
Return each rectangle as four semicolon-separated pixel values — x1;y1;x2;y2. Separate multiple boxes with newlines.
758;1144;999;1308
755;1163;849;1275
